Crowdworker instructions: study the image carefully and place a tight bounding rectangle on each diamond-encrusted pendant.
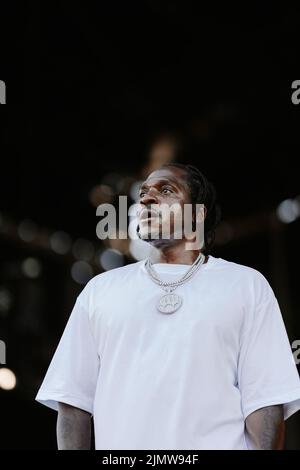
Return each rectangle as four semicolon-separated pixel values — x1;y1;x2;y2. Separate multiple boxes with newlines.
157;292;183;314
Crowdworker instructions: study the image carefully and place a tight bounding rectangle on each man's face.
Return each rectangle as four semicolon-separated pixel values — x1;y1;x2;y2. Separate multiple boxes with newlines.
137;166;192;245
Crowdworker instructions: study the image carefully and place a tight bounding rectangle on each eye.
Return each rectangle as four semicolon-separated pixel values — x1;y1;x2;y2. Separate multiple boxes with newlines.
161;187;173;195
139;191;146;198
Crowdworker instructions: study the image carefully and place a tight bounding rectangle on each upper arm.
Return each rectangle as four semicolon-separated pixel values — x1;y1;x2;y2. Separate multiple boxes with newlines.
57;402;92;450
245;404;285;450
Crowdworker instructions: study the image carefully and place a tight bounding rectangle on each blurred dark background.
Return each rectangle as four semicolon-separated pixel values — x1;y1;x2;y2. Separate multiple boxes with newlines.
0;1;299;449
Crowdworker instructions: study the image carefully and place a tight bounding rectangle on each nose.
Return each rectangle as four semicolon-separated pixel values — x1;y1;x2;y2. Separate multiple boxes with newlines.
140;188;159;206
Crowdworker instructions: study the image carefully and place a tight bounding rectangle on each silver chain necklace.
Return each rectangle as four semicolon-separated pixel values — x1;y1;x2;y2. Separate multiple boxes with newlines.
145;252;206;314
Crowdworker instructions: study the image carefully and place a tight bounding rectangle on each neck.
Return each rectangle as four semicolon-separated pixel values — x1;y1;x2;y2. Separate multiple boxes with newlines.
149;240;207;265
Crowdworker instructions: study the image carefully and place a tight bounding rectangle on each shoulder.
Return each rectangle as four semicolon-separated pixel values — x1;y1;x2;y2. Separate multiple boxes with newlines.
211;256;274;304
213;256;264;277
76;260;144;309
92;260;144;285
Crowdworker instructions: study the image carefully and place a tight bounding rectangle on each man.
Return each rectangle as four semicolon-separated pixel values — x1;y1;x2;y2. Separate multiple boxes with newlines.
36;163;300;449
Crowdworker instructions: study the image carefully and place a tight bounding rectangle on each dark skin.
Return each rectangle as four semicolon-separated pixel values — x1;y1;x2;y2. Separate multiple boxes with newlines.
57;166;285;450
57;403;91;450
138;166;207;264
246;406;285;450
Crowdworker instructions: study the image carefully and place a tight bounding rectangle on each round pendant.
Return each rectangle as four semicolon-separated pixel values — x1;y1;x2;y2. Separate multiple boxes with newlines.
157;293;183;314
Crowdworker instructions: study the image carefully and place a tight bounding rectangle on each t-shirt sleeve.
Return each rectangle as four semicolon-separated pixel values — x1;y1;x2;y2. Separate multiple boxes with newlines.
238;274;300;421
35;294;100;414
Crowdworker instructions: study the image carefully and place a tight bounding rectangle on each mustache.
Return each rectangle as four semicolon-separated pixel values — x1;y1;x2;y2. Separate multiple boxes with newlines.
137;205;161;219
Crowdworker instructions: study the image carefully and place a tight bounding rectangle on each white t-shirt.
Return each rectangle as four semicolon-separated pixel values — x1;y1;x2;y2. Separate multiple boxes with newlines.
36;255;300;450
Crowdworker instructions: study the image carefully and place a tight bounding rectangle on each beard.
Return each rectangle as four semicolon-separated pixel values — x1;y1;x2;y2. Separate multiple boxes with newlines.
136;222;185;248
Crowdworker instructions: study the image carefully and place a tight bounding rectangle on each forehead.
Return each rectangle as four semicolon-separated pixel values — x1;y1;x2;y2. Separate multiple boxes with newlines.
142;167;188;188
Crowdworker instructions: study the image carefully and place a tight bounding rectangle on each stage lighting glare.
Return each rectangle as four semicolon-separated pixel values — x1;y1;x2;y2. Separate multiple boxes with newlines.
0;368;17;391
18;219;38;242
71;261;93;285
50;231;72;255
276;198;300;224
100;248;124;271
21;258;42;279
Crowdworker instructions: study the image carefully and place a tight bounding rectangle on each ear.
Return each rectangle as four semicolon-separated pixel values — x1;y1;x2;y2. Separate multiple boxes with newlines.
195;204;206;224
192;204;206;232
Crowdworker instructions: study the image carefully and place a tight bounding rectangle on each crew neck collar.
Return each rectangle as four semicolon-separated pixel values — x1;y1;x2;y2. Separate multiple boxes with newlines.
143;255;217;273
